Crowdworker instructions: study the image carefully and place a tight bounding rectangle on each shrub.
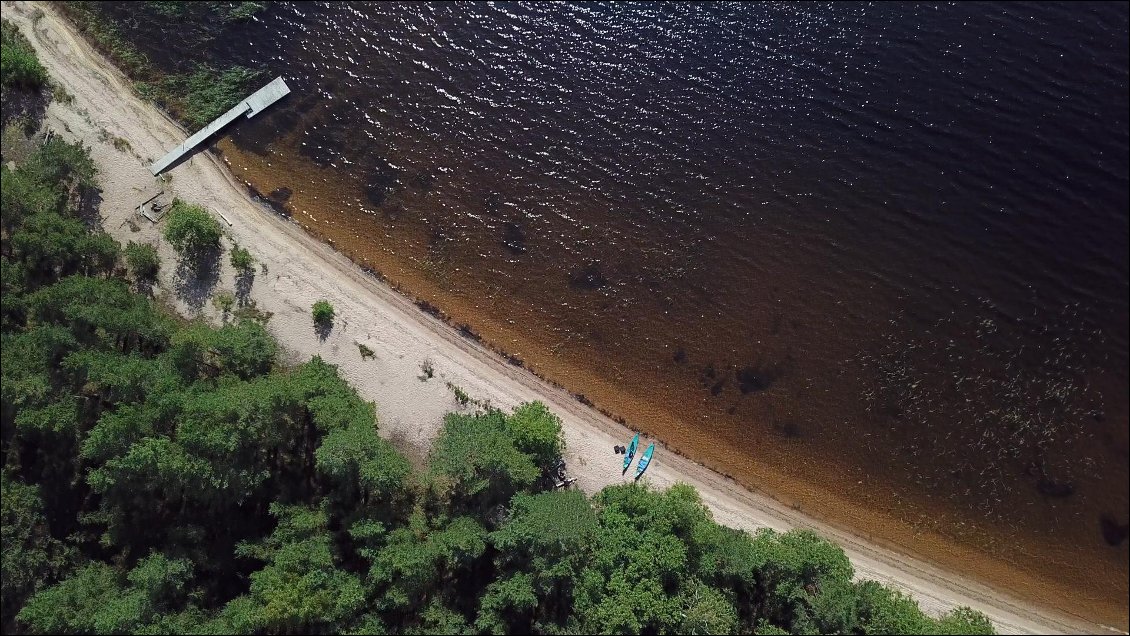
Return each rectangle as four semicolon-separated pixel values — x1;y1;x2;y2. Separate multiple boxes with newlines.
123;242;160;282
357;342;375;360
1;19;48;90
312;300;334;326
163;200;221;257
212;290;235;314
230;245;254;271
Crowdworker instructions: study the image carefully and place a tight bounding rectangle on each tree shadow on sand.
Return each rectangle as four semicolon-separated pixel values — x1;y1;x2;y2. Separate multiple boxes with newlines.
314;318;334;342
134;276;156;298
234;269;255;306
1;85;49;130
172;247;221;313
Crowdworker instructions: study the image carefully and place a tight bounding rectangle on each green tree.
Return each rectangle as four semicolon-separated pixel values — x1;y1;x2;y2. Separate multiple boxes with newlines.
505;401;565;473
230;503;365;633
163;200;222;257
1;472;72;631
27;276;173;354
429;410;540;513
125;241;161;283
11;213;119;283
484;490;597;632
366;513;487;621
16;563;123;634
16;554;194;635
209;319;278;379
316;416;410;505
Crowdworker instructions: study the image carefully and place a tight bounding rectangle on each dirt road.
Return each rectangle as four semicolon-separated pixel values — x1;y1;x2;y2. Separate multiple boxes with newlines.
4;3;1114;633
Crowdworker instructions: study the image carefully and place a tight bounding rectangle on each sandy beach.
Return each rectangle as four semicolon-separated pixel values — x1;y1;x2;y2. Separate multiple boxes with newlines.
3;2;1117;634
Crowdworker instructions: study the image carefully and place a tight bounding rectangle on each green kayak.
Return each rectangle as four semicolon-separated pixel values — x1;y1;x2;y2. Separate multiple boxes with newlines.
622;433;639;473
634;443;655;480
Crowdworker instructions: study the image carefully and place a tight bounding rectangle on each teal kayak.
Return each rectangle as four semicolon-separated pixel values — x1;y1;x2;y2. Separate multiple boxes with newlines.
622;433;639;473
634;443;655;480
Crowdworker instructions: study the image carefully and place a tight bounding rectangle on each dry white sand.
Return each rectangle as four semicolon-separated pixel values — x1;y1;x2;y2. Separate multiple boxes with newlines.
3;3;1114;633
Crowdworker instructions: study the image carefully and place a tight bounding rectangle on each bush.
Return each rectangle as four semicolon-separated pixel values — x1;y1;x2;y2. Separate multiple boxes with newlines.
230;245;254;271
212;290;235;314
163;200;221;257
312;300;334;326
1;19;48;90
124;242;160;282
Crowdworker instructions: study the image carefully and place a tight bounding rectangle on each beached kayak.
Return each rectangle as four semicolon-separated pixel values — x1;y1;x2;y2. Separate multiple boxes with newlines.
623;433;639;473
635;443;655;480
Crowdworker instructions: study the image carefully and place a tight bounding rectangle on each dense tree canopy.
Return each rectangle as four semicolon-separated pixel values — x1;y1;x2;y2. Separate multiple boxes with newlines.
0;82;995;635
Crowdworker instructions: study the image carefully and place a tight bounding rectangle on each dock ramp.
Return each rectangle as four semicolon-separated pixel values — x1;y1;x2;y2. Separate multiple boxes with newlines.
150;76;290;176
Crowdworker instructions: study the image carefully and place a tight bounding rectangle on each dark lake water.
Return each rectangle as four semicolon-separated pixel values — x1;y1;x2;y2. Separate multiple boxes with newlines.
98;0;1129;621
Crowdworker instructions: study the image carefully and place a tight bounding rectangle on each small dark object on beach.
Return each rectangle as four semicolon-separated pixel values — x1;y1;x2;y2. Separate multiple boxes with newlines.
614;445;623;454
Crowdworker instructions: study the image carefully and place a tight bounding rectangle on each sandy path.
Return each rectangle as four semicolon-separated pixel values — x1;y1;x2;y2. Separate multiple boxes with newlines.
3;3;1114;634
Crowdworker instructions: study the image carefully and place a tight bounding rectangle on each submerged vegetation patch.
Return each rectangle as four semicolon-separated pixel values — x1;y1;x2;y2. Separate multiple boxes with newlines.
58;2;264;129
858;300;1108;519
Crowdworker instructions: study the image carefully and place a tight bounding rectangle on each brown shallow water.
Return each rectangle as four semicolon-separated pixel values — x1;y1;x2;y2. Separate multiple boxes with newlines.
220;135;1128;624
90;0;1128;625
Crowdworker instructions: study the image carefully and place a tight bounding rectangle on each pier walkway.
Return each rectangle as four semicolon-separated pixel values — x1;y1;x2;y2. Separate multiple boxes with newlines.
150;76;290;176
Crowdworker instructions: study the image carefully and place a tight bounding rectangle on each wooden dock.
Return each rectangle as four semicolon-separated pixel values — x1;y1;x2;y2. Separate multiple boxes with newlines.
150;76;291;176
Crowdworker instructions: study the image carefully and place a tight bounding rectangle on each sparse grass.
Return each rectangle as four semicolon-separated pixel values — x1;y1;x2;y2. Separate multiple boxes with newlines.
51;82;75;105
145;1;265;22
1;118;38;164
58;2;152;78
98;127;133;153
357;342;375;360
445;381;492;410
221;2;266;22
418;359;434;381
446;382;470;406
233;299;272;324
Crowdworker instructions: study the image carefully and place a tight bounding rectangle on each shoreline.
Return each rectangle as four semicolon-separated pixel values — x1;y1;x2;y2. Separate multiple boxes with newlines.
5;2;1121;633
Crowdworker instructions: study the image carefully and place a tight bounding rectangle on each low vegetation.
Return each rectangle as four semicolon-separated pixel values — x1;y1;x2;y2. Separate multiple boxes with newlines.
0;56;995;635
1;19;48;90
357;342;375;360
